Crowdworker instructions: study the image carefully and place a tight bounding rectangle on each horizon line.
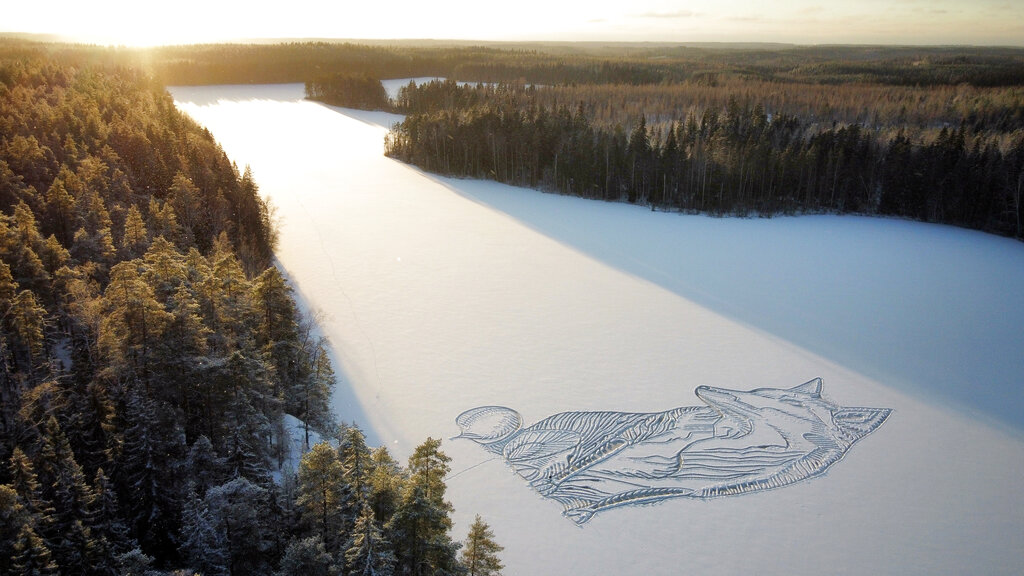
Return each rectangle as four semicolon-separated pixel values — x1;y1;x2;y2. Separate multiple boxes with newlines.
3;32;1023;50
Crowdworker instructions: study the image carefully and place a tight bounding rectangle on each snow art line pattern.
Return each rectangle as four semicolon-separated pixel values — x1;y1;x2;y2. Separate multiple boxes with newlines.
455;378;891;524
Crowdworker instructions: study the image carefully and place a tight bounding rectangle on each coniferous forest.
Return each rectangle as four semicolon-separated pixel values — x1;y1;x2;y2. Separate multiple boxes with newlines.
384;79;1024;239
159;40;1020;239
0;42;498;576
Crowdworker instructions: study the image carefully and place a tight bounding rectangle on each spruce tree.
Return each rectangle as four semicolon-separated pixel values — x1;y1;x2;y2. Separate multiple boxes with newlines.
294;338;335;447
387;438;460;576
11;523;60;576
185;435;227;494
276;535;339;576
460;516;503;576
91;468;132;555
346;505;396;576
39;417;102;576
0;484;33;574
367;447;405;525
205;476;271;576
297;442;347;551
7;446;52;524
99;260;173;388
338;424;372;522
120;205;149;258
116;391;182;561
179;484;228;576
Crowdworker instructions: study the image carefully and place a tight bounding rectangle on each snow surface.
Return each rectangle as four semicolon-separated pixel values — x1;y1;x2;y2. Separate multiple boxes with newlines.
381;77;442;99
276;413;327;480
171;84;1024;575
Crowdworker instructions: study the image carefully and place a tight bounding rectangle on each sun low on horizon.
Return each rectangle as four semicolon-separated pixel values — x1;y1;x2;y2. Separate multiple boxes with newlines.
4;0;1023;46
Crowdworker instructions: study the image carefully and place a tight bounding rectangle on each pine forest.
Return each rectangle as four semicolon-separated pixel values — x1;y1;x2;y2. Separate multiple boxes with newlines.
0;42;499;576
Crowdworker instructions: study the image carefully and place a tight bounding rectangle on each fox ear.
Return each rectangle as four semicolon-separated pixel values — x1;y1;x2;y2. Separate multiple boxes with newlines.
832;407;892;441
790;378;822;397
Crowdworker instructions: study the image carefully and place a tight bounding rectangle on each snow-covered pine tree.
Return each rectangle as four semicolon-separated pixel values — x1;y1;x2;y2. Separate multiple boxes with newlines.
206;476;272;576
366;446;405;525
276;535;340;576
294;337;334;448
185;435;228;495
116;390;183;561
387;438;461;576
460;516;503;576
297;441;347;553
91;468;132;555
337;423;372;531
345;505;396;576
179;483;228;576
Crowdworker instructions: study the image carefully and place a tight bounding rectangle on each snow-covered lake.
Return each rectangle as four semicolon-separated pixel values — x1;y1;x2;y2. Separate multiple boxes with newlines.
171;83;1024;575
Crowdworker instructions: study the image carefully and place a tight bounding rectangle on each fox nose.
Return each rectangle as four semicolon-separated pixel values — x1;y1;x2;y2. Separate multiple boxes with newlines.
695;385;717;397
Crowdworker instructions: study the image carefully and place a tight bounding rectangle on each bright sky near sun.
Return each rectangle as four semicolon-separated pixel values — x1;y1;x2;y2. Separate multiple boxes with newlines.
3;0;1021;46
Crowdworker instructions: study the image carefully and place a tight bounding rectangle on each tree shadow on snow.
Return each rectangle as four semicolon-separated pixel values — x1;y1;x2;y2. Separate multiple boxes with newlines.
426;174;1024;437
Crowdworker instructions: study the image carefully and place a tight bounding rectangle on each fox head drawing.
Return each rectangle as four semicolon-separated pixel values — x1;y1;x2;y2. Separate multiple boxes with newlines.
687;378;892;498
694;378;891;448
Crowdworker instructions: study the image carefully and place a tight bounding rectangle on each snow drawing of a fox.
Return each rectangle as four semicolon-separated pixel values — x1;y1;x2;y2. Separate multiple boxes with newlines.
454;378;891;524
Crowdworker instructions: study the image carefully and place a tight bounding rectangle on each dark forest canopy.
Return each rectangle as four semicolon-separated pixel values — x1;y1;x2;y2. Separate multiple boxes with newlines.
3;37;1024;87
141;42;1024;88
386;80;1024;240
0;43;494;575
305;73;390;110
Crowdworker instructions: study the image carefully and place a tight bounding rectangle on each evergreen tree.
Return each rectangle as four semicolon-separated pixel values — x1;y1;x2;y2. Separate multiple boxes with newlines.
44;177;75;247
276;535;340;576
297;442;347;551
147;198;180;245
116;391;182;562
11;523;61;576
39;235;70;279
460;516;503;576
185;435;227;494
346;505;396;576
388;438;460;576
168;172;201;248
91;468;132;555
114;548;154;576
205;476;271;576
8;290;47;375
337;423;372;515
0;484;33;574
252;266;297;348
38;417;103;576
0;261;19;437
179;484;228;576
367;447;405;525
8;446;52;524
120;205;149;258
99;260;173;388
294;338;335;448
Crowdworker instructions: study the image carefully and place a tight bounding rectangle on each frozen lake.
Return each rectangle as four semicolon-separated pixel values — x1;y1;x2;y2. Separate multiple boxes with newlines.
172;83;1024;575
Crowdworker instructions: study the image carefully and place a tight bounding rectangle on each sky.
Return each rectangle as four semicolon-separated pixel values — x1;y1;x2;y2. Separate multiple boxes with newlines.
3;0;1021;46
